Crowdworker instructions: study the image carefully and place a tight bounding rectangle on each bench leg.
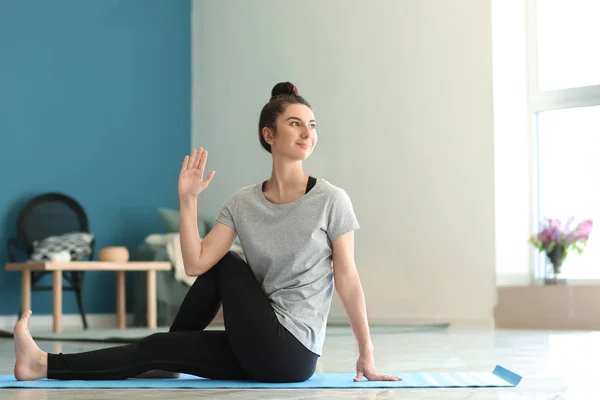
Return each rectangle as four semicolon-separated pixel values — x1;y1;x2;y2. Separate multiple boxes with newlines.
21;270;31;316
116;271;126;329
146;270;157;330
52;271;63;333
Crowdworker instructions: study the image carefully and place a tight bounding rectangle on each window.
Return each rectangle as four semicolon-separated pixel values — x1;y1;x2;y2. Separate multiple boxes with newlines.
528;0;600;279
536;1;600;91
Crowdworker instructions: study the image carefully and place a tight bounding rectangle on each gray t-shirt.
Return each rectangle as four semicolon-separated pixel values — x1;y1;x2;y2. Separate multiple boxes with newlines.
216;178;360;355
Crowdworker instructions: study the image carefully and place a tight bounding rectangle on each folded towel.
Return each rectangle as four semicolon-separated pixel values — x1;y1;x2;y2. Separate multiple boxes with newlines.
30;232;94;262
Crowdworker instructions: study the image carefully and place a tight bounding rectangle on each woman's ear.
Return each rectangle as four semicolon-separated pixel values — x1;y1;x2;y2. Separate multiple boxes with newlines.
262;127;275;145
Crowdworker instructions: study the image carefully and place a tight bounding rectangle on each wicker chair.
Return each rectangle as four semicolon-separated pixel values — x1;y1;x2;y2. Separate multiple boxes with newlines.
7;193;94;329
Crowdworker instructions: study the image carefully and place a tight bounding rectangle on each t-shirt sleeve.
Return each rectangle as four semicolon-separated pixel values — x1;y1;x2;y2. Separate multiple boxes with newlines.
216;193;237;231
327;189;360;242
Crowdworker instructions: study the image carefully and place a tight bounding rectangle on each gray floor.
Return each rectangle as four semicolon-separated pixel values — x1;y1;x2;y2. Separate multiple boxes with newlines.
0;326;597;399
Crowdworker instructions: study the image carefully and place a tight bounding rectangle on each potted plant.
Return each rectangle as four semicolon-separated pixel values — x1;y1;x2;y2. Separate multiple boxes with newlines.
528;217;593;284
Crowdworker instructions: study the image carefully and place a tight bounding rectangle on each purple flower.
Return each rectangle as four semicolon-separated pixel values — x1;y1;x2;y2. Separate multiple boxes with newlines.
530;217;593;263
537;218;562;245
538;228;553;246
565;219;593;244
564;216;574;234
534;217;594;248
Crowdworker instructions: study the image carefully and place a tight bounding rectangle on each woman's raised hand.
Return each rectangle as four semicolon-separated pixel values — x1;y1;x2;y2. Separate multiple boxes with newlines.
178;147;215;199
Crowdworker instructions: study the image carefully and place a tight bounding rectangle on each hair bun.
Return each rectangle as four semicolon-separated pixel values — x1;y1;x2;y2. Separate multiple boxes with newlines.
270;82;299;100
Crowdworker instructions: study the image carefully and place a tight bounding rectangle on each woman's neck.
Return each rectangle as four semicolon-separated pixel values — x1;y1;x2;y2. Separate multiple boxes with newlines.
262;161;309;203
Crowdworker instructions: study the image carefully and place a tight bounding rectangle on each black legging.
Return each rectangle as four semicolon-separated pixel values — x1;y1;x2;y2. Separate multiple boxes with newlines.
47;251;319;382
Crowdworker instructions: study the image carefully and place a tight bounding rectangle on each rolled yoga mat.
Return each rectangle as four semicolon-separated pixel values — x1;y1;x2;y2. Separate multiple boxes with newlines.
0;365;521;389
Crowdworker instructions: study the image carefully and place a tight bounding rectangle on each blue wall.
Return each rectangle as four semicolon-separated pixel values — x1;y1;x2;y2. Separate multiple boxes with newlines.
0;1;191;316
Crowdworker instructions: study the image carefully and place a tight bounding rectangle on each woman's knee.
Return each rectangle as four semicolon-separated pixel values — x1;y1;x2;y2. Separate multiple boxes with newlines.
217;251;246;268
216;251;251;279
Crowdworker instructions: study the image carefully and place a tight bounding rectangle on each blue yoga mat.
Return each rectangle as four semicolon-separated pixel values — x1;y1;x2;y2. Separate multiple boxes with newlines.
0;365;520;389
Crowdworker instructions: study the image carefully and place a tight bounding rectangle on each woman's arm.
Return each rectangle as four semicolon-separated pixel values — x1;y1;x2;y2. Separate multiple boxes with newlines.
332;231;373;356
178;147;236;276
332;231;401;382
179;195;203;274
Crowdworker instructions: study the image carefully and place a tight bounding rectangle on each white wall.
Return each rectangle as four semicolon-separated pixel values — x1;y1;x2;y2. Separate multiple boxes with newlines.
192;0;496;327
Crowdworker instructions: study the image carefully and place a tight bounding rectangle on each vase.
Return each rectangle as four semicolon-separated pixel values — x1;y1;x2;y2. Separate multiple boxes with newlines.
544;245;567;285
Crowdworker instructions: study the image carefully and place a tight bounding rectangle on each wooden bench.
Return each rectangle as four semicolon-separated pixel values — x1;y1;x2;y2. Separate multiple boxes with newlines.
5;261;171;333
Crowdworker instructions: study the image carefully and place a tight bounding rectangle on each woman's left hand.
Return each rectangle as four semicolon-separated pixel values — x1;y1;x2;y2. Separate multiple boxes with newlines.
354;354;402;382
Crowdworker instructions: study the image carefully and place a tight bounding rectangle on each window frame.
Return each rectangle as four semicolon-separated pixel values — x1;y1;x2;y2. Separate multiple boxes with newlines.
526;0;600;282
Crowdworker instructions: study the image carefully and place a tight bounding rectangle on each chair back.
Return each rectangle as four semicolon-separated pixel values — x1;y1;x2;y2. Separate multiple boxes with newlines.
15;192;90;254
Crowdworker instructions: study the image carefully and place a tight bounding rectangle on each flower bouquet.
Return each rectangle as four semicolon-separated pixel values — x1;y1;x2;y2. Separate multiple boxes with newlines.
528;217;593;284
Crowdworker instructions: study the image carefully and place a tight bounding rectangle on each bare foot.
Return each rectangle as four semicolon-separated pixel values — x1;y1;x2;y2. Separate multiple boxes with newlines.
13;310;48;381
135;370;180;379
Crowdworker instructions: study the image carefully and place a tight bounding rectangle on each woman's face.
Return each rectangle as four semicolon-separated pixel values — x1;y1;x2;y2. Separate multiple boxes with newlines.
265;103;317;160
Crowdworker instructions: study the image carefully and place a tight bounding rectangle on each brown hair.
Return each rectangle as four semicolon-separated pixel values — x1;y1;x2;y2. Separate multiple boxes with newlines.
258;82;311;153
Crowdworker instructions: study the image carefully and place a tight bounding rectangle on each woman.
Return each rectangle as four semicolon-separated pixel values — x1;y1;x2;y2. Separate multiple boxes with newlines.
12;82;401;383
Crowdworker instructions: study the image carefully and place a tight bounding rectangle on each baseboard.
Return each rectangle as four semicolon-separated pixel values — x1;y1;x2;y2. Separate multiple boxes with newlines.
0;313;135;333
0;313;493;333
327;315;494;330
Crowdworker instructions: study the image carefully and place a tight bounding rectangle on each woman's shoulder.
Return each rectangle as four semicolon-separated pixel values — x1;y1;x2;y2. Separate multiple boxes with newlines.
226;183;259;202
236;183;259;196
226;178;349;203
315;178;351;199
